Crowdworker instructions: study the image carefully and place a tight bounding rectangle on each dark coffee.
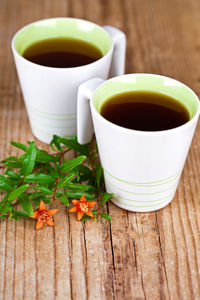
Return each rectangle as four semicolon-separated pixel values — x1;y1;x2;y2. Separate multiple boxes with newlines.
100;91;190;131
22;37;103;68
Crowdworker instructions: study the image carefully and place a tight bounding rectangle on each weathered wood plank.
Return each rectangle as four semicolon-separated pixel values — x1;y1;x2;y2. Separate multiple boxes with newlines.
1;0;200;300
53;203;71;300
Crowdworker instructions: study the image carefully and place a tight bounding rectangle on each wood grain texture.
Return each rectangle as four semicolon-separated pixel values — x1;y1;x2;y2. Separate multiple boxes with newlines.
0;0;200;299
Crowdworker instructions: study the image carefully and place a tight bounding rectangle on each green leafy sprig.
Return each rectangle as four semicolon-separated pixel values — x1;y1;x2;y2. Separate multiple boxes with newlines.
0;135;113;223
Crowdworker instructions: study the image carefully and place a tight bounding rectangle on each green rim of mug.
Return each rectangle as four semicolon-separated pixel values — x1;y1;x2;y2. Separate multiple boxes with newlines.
93;74;199;119
14;18;111;57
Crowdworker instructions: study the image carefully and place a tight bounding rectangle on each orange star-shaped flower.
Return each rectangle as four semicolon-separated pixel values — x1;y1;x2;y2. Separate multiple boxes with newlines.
32;200;58;230
68;193;96;221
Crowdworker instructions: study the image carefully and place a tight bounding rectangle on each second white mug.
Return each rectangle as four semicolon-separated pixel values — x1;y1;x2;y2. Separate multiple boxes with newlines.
77;74;200;212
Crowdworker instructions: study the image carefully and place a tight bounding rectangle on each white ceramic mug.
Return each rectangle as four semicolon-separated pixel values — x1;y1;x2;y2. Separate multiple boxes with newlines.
11;18;126;143
77;74;200;212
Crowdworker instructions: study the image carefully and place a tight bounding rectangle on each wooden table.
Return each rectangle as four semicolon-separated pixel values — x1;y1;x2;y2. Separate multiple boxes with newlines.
1;0;200;299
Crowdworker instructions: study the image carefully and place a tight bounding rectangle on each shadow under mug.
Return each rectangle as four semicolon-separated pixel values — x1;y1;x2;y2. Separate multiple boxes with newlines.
11;17;126;143
77;74;200;212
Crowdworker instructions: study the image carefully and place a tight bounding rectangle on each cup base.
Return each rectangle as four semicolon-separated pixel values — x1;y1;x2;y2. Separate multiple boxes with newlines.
31;129;51;144
111;198;173;212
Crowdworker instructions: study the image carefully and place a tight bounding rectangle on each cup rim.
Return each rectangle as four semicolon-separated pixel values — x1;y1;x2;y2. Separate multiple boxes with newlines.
11;17;113;71
90;73;200;136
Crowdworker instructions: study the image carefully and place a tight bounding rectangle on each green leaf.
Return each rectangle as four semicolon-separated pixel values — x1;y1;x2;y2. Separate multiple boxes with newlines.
15;210;29;217
45;163;60;178
0;194;12;214
50;135;64;151
64;191;96;200
94;163;104;189
92;209;98;216
0;206;11;215
76;165;93;182
77;164;93;177
33;185;53;195
100;193;113;207
36;149;58;163
10;213;19;221
60;155;86;173
80;209;97;222
5;161;23;169
50;135;91;155
8;178;21;186
100;212;112;220
0;174;11;191
0;194;9;208
24;173;54;184
29;192;44;200
59;136;91;156
80;214;90;223
3;156;20;162
72;169;80;182
23;142;37;176
8;184;29;202
19;154;27;161
5;170;21;180
10;141;27;152
57;173;74;188
0;214;8;219
18;195;33;216
65;182;95;192
55;192;69;206
8;180;21;188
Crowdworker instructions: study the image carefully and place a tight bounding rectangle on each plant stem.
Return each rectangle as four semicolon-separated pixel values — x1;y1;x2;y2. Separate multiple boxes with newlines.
52;177;59;202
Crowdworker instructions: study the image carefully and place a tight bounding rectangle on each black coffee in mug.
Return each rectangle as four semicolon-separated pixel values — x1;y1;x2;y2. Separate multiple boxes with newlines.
22;37;103;68
100;90;190;131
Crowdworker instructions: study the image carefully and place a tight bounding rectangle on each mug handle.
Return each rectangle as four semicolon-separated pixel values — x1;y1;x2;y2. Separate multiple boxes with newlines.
77;78;105;144
103;25;126;77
